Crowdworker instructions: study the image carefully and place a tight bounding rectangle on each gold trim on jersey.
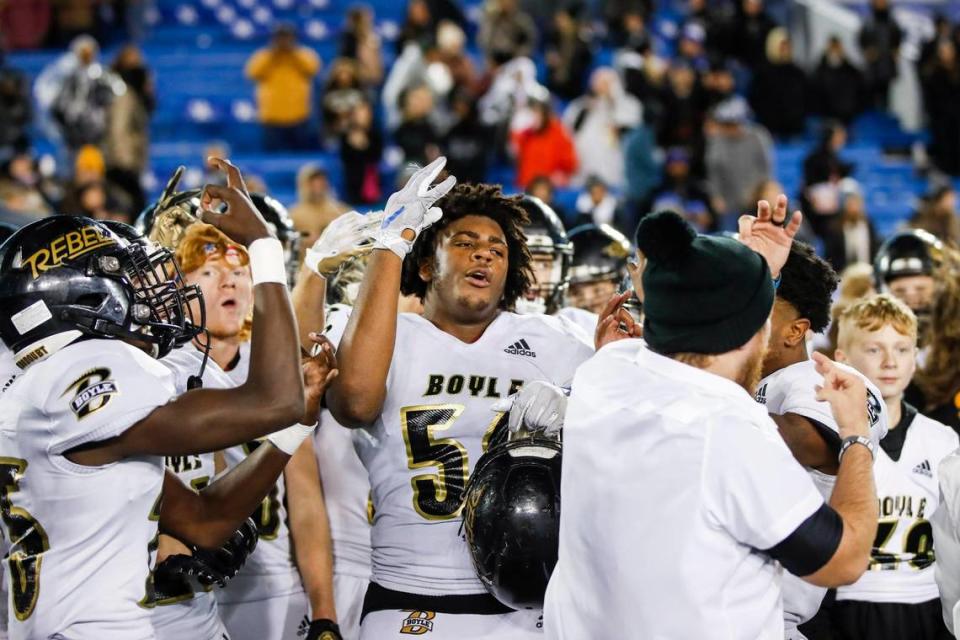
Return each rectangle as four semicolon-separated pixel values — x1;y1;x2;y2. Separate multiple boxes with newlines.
400;404;468;521
0;457;50;621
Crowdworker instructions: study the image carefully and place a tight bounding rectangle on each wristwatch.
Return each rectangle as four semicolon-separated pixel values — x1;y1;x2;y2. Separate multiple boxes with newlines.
839;435;875;462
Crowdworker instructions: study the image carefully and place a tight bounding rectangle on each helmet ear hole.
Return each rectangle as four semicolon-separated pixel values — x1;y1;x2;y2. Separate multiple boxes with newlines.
74;293;108;310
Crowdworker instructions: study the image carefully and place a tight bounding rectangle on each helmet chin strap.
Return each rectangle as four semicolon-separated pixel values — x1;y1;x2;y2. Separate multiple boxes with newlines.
187;329;212;390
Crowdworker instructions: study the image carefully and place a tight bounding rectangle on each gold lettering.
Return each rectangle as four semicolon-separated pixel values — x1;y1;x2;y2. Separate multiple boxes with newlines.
21;229;116;279
65;230;84;255
48;236;67;268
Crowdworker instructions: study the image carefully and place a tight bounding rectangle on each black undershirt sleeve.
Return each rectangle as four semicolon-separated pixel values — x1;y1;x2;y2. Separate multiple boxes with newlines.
764;502;843;577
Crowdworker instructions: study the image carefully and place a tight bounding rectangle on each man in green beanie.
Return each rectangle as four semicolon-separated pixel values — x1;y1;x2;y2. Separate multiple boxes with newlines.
543;198;879;639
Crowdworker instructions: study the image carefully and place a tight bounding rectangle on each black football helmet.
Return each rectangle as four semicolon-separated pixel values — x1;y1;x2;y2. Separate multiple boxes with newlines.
248;192;301;285
567;224;632;285
462;434;562;611
873;229;944;288
0;216;203;368
0;221;18;245
517;196;572;315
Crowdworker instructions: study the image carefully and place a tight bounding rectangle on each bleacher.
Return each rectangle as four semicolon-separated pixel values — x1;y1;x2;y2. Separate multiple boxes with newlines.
5;0;957;236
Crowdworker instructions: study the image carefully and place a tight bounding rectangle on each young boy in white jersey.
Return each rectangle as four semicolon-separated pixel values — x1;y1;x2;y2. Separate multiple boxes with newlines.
755;240;889;640
327;159;594;639
154;220;342;640
831;294;957;639
0;159;319;639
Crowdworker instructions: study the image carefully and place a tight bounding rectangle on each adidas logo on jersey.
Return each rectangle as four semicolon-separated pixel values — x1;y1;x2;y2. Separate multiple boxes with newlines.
504;338;536;357
913;459;933;478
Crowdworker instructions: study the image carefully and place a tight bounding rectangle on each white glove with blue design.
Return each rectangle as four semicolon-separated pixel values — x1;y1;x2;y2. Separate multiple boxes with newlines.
374;157;457;259
304;210;382;276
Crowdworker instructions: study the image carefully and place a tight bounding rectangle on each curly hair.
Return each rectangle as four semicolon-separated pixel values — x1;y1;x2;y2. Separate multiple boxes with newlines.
400;182;534;310
778;241;840;333
916;251;960;408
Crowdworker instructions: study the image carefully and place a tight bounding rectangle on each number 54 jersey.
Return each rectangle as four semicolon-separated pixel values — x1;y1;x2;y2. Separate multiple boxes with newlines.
354;312;593;596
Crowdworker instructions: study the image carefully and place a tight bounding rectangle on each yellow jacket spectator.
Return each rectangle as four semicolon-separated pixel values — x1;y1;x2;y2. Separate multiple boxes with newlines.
245;24;321;150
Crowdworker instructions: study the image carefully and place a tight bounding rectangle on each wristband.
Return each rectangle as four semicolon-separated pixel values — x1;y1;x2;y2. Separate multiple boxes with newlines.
772;274;782;291
266;422;317;455
839;434;875;462
248;237;287;286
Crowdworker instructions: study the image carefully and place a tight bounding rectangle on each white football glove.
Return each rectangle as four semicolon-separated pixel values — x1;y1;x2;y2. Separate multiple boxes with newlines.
491;380;568;435
304;210;382;277
375;156;457;259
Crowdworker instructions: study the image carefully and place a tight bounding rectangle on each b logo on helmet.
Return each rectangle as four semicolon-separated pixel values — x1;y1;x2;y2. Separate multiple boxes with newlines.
20;227;116;279
400;610;436;635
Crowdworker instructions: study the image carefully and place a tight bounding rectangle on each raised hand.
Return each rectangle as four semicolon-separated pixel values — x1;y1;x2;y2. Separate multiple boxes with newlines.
300;333;339;424
199;157;272;245
375;156;457;259
737;194;803;278
594;291;643;350
812;351;869;440
304;210;383;277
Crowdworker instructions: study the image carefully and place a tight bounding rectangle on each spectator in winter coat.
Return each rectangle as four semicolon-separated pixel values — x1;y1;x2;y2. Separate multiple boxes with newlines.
442;89;490;184
511;97;577;189
105;45;153;216
704;96;772;226
564;67;642;189
52;36;124;153
477;0;538;61
0;53;31;155
858;0;903;109
811;36;866;125
544;7;593;101
749;28;808;139
823;179;882;272
339;101;383;205
245;24;321;150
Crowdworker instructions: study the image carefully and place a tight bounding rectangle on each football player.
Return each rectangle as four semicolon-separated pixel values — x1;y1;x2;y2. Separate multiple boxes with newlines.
515;197;572;317
0;158;317;639
155;219;340;640
832;294;957;639
873;229;944;346
293;211;385;640
562;223;632;333
755;234;889;639
326;158;594;639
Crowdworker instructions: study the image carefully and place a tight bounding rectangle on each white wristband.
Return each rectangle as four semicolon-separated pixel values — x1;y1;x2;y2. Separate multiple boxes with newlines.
248;237;287;286
266;422;317;455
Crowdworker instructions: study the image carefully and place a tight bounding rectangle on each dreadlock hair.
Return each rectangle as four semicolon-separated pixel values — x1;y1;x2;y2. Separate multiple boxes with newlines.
777;240;840;334
400;182;534;310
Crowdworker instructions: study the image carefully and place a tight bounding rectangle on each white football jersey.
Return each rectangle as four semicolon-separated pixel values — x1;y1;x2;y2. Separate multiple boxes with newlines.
837;409;958;604
0;344;19;638
151;346;225;638
215;341;302;604
315;304;372;580
554;306;598;339
755;358;889;628
545;340;824;640
354;312;593;595
0;339;172;639
933;448;960;634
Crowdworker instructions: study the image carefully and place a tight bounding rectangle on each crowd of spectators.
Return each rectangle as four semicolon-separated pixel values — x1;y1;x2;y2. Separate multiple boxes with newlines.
0;0;959;269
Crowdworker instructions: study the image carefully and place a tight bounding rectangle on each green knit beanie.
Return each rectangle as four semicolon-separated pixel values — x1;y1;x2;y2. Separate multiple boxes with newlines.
637;211;774;355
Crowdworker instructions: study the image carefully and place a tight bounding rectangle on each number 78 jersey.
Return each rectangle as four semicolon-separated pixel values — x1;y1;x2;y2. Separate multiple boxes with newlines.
353;312;593;596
